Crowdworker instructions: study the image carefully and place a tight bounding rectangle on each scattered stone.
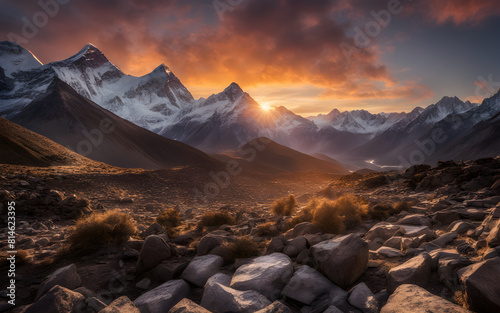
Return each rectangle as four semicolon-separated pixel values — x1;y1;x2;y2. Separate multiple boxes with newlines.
254;301;293;313
266;235;287;254
99;296;139;313
205;273;232;287
142;223;165;238
433;211;460;226
87;297;107;312
133;280;190;313
458;257;500;312
284;222;321;239
136;235;172;273
231;253;293;301
429;232;458;248
397;214;432;227
323;306;343;313
364;224;405;241
201;282;271;313
25;285;85;313
486;220;500;247
376;247;403;258
282;265;347;305
168;298;211;313
182;255;224;287
197;230;235;256
135;278;151;290
283;236;307;257
387;253;432;293
311;234;369;289
380;284;469;313
398;225;433;238
36;263;82;299
152;259;189;283
348;282;379;313
450;221;476;235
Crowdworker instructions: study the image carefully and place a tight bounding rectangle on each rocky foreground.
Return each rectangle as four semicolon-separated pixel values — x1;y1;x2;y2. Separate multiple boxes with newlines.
2;158;500;312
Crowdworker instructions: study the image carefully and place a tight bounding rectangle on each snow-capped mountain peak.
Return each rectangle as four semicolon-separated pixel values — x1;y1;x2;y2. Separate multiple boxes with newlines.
0;41;43;77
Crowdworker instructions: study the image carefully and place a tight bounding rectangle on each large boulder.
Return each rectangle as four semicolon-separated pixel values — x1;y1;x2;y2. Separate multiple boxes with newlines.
201;282;271;313
387;253;432;293
230;253;293;301
458;257;500;312
133;280;190;313
36;264;82;299
168;298;211;313
136;235;172;273
99;296;139;313
310;234;369;289
348;282;379;313
364;224;405;241
181;255;224;287
380;284;469;313
282;265;347;305
205;273;232;287
25;285;85;313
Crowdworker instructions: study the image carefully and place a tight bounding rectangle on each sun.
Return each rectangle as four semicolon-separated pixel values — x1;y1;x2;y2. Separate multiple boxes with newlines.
260;103;272;111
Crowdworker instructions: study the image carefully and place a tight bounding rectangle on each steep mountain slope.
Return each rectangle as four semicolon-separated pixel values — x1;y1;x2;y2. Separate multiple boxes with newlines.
214;137;349;174
0;41;193;132
311;109;409;135
161;83;321;153
0;117;96;167
350;96;478;165
11;79;217;170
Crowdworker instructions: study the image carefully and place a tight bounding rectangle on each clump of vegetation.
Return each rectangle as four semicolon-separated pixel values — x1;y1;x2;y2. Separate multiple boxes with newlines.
255;222;280;237
312;195;368;233
393;201;413;214
271;194;297;216
224;237;260;260
286;200;316;229
69;210;136;253
369;203;394;220
0;250;31;267
156;208;181;229
198;211;234;228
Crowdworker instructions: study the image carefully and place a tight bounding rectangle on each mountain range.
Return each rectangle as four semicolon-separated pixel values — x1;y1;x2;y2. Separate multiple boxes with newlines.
1;41;500;170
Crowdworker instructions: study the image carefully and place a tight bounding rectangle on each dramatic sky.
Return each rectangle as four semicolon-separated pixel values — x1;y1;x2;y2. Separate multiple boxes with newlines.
1;0;500;115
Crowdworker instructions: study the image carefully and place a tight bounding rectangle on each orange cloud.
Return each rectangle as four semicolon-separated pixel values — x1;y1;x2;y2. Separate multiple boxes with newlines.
419;0;500;25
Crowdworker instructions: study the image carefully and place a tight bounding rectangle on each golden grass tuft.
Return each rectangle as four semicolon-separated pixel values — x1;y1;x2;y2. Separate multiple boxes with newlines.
224;237;261;261
255;222;280;237
286;195;368;234
198;211;234;228
157;208;181;229
69;210;136;253
271;194;297;216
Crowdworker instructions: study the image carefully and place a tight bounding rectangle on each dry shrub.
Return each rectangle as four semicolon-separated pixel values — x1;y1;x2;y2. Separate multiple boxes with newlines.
0;250;31;267
69;210;136;253
293;196;368;234
271;194;297;216
286;204;315;230
157;208;181;229
369;203;394;220
224;237;260;261
393;201;413;214
255;222;280;237
198;211;234;228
